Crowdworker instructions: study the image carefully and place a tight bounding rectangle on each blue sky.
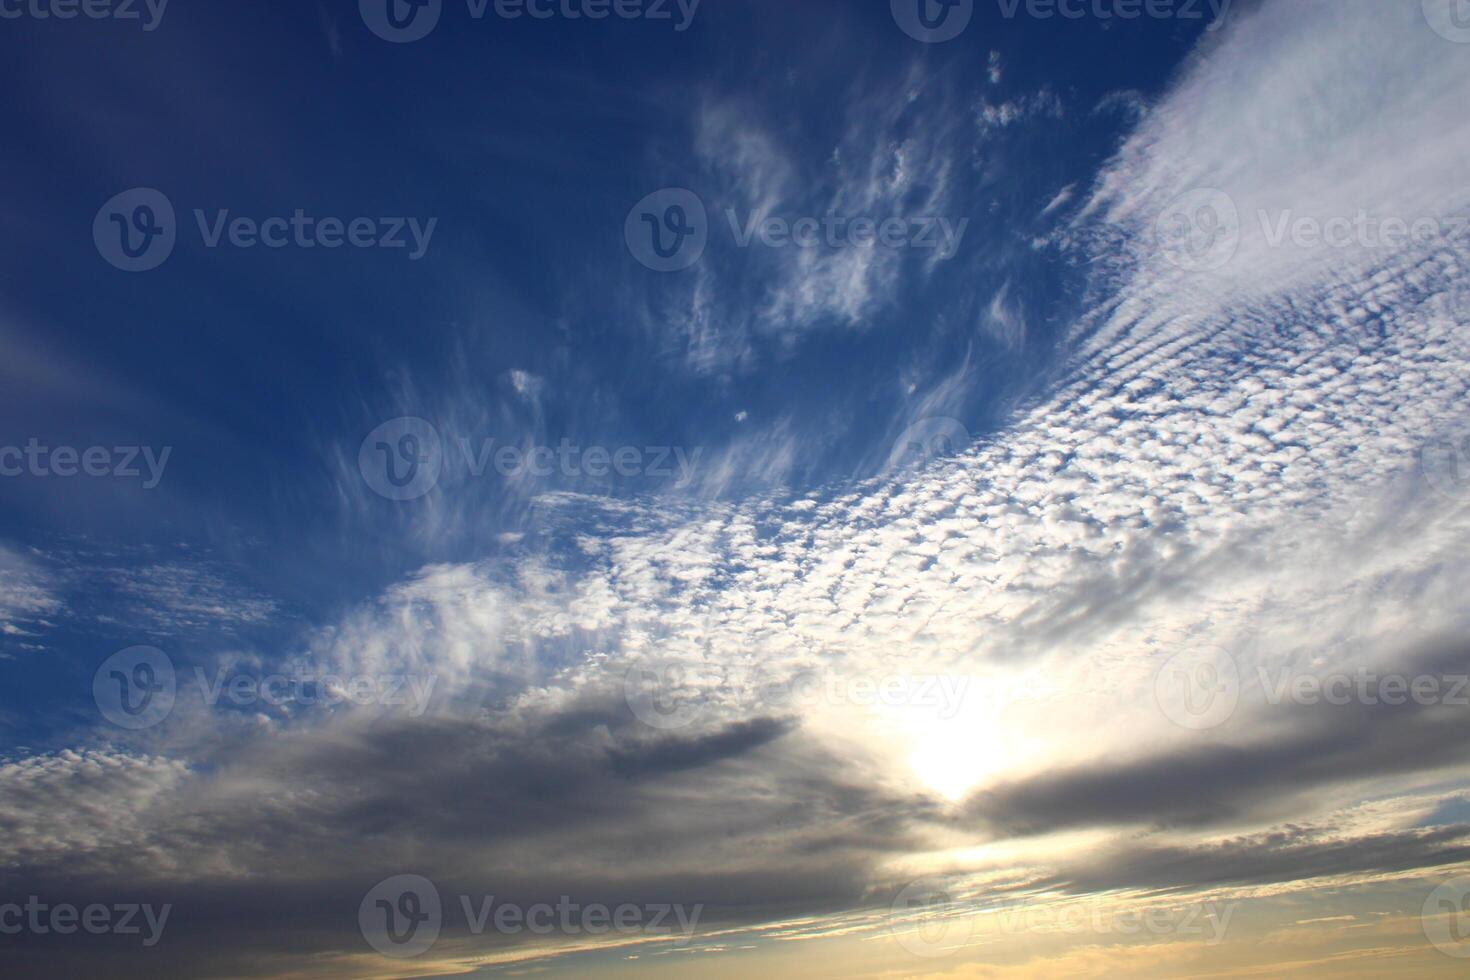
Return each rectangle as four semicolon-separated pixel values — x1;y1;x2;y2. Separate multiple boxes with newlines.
4;0;1470;977
0;0;1202;735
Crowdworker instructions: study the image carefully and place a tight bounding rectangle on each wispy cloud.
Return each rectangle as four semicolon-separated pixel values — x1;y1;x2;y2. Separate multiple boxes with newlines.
0;544;60;650
11;2;1470;976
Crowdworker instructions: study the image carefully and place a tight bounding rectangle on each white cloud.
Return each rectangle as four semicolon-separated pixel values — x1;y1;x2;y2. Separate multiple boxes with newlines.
106;562;278;634
0;544;60;649
691;67;964;338
975;90;1064;136
1040;184;1074;218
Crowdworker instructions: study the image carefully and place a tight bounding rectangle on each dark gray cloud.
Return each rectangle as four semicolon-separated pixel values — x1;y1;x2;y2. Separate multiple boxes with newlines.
1033;824;1470;896
0;704;941;979
967;641;1470;836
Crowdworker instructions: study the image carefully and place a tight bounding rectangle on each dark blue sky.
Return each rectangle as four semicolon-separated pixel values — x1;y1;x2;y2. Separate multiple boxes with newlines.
1;0;1208;789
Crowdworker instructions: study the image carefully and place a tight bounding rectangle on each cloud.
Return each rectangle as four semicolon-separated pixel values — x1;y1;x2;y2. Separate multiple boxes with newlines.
1032;823;1470;896
969;641;1470;837
982;281;1027;350
103;562;278;634
1073;0;1470;332
700;72;963;333
1039;184;1074;218
13;2;1470;976
629;63;974;377
975;90;1064;136
0;544;60;648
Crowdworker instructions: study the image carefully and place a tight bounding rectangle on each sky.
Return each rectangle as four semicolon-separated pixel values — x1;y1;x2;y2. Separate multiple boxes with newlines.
3;0;1470;976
